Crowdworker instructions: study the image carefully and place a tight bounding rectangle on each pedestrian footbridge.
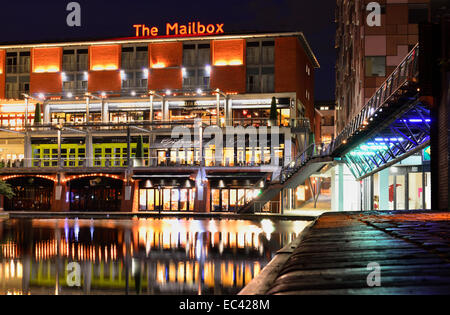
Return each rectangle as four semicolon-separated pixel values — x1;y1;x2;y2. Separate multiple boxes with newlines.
239;44;430;213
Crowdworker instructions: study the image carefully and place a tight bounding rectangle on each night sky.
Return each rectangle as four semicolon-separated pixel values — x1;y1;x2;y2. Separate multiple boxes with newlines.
0;0;336;101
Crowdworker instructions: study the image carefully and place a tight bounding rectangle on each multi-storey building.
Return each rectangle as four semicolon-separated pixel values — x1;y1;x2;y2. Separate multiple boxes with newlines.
332;0;432;212
0;31;319;213
315;100;336;144
335;0;430;133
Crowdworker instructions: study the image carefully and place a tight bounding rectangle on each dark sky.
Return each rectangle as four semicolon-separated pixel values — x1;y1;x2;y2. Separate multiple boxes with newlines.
0;0;336;101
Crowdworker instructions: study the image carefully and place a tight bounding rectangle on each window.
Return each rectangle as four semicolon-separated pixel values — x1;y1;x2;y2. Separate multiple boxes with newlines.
183;44;196;66
261;41;275;64
197;69;210;90
246;42;260;65
198;44;210;65
365;56;386;77
77;50;88;71
247;68;260;93
261;67;274;93
182;43;211;90
246;40;275;93
121;46;148;70
63;50;76;71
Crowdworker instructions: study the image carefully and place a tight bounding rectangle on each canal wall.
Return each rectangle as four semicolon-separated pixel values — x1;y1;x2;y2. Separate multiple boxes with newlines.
242;210;450;295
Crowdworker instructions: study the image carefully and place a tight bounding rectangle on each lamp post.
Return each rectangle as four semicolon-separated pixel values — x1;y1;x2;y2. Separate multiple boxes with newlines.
56;124;62;168
85;95;90;123
214;89;227;127
22;93;44;127
149;91;164;123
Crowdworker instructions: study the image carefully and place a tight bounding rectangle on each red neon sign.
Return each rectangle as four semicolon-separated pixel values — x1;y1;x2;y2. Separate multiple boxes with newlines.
133;22;224;37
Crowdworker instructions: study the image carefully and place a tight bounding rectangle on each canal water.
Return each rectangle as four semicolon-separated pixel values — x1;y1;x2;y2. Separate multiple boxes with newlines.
0;217;309;295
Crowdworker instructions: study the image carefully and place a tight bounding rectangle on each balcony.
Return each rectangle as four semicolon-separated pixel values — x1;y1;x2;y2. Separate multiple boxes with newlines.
6;64;30;74
5;90;29;100
1;154;286;170
121;60;148;70
62;63;89;72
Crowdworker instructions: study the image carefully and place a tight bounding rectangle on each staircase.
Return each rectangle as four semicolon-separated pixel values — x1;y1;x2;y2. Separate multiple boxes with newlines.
237;143;334;213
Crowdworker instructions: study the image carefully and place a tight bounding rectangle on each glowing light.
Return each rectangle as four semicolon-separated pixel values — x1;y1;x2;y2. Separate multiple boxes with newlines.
260;219;275;241
214;59;243;66
205;65;211;75
62;173;123;184
196;88;203;95
92;64;118;71
34;66;60;73
152;63;166;69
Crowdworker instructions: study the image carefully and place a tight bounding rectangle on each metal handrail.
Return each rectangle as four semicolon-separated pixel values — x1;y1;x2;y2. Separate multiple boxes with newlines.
280;142;332;183
332;44;420;153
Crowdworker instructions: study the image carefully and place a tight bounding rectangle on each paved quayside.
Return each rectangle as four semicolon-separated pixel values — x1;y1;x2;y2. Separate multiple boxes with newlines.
264;211;450;294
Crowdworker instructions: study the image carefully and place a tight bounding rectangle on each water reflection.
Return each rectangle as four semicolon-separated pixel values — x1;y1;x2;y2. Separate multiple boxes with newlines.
0;218;308;295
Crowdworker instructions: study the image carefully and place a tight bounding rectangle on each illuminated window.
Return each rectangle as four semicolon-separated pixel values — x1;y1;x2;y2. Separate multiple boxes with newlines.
365;56;386;77
121;46;149;92
182;43;210;90
246;40;274;93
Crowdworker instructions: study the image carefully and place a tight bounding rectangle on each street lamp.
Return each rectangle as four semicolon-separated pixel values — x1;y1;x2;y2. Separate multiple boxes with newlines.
149;90;164;123
86;92;108;123
22;93;45;127
214;88;227;127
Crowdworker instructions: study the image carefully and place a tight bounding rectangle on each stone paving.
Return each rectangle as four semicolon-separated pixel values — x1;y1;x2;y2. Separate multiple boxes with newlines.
267;211;450;295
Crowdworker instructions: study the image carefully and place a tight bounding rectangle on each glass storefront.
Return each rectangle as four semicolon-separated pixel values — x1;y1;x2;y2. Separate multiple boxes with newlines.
170;108;222;125
232;108;290;127
368;163;431;211
4;177;54;211
139;187;196;211
204;144;284;167
211;188;261;212
69;177;123;212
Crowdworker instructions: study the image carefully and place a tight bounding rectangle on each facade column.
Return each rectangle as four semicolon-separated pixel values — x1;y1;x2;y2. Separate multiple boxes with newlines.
163;98;169;121
216;93;220;126
149;94;154;122
331;166;336;211
85;97;90;123
24;97;29;127
226;98;233;126
101;99;109;123
24;132;32;167
338;163;344;211
57;128;62;168
43;101;50;124
378;168;390;211
85;131;93;167
148;134;155;166
284;129;292;166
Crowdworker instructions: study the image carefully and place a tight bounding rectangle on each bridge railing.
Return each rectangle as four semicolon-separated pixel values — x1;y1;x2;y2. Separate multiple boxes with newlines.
280;142;332;183
331;44;420;153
